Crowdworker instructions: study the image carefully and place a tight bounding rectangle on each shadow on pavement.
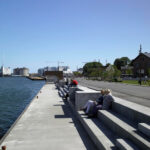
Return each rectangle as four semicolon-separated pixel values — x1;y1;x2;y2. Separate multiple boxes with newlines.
54;98;98;150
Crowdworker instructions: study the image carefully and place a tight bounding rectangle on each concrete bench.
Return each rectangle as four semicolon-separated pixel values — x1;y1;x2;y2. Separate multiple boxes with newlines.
138;123;150;138
75;91;101;110
116;139;139;150
97;110;150;150
68;85;96;105
70;85;150;124
112;97;150;124
77;111;116;150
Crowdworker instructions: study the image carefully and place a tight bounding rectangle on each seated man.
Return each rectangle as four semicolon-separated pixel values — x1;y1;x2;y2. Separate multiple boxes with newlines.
70;79;78;87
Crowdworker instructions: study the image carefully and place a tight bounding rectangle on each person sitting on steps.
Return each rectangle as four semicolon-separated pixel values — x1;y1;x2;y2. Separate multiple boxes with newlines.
81;89;114;117
70;79;78;87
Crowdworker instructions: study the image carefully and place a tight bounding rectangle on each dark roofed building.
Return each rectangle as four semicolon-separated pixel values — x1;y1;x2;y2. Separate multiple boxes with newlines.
131;52;150;77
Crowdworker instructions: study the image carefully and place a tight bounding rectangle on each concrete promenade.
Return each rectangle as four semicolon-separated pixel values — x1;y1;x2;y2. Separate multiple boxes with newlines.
77;78;150;107
0;84;96;150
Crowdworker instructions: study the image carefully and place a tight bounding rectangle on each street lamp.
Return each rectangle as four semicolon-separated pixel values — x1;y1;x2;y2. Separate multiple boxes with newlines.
139;44;142;85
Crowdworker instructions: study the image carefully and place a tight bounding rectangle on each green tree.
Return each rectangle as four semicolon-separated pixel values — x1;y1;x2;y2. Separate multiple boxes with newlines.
113;66;121;78
114;57;131;70
120;57;131;66
126;68;133;75
83;62;103;77
73;72;82;77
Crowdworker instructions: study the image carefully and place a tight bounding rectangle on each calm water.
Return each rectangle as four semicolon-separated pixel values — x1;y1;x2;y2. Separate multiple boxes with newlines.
0;77;45;139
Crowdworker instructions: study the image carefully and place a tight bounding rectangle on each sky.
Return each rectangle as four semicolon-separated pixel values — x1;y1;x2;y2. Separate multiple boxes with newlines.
0;0;150;73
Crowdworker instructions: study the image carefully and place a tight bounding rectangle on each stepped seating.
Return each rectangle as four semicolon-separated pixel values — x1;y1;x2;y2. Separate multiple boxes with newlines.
67;85;150;150
97;110;150;150
77;111;117;150
138;123;150;138
112;97;150;124
116;139;139;150
58;86;70;98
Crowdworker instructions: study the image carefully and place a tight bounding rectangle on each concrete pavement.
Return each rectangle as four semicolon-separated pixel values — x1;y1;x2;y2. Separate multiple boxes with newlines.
0;84;96;150
77;78;150;107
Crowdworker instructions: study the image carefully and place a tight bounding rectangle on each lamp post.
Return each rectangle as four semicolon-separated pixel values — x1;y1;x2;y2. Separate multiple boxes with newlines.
139;44;142;85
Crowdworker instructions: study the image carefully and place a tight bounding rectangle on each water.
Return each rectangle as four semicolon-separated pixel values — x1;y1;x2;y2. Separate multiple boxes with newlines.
0;77;45;139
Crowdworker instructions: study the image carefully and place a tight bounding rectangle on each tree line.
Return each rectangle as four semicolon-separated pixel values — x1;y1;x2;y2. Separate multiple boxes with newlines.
74;57;133;81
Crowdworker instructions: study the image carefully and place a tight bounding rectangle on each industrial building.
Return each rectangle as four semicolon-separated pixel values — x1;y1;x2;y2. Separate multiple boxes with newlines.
38;66;72;76
38;67;57;76
0;66;11;76
13;67;29;76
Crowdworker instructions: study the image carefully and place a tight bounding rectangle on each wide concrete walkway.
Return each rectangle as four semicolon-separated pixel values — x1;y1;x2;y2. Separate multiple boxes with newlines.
77;78;150;107
0;84;95;150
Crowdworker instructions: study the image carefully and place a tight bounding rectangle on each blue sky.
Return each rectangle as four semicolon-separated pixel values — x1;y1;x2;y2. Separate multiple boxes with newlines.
0;0;150;73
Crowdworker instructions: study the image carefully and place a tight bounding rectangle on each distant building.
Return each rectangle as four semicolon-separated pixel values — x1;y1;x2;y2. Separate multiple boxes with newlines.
38;68;44;76
58;66;69;71
105;65;114;72
38;67;57;76
131;52;150;77
13;67;29;76
44;71;63;82
0;66;11;76
38;66;72;77
59;66;73;76
77;68;83;74
121;65;133;77
44;67;57;71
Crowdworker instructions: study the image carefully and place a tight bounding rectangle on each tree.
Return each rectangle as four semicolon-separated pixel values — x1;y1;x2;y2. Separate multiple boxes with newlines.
83;62;103;77
114;58;124;70
105;63;111;67
73;72;82;77
120;57;131;66
114;57;131;70
126;68;133;75
113;66;121;78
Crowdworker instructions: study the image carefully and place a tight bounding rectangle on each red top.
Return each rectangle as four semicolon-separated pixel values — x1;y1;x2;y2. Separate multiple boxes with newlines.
72;80;78;85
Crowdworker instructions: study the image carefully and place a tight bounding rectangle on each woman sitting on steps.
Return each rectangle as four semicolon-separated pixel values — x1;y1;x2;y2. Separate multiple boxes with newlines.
81;89;114;117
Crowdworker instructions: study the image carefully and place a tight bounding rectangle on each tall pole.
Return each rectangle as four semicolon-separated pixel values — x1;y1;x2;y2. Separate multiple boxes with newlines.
139;44;142;85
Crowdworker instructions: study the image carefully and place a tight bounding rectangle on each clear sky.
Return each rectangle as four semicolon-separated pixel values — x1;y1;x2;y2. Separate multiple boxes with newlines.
0;0;150;73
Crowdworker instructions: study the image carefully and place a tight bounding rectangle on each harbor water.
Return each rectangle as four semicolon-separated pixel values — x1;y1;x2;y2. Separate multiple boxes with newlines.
0;77;45;139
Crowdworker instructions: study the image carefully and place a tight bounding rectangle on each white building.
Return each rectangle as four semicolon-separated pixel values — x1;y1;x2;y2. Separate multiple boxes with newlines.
0;66;11;76
59;66;73;76
77;68;83;74
38;66;73;76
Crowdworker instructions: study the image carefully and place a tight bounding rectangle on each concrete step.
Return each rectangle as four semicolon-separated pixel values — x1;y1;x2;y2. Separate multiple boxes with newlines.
112;97;150;124
60;87;67;96
116;139;139;150
64;85;69;90
58;90;64;97
77;111;117;150
138;123;150;138
63;87;69;94
97;110;150;150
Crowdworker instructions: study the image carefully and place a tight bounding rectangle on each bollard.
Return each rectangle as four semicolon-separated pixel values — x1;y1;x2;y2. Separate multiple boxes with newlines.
2;146;6;150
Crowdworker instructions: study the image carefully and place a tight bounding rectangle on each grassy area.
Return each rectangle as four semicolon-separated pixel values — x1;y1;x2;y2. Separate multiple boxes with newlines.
122;80;150;86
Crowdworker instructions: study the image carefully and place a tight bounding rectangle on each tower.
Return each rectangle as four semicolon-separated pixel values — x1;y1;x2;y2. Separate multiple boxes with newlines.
139;44;142;54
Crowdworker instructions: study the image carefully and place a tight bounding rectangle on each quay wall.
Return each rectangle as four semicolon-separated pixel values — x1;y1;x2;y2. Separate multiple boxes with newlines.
0;84;45;145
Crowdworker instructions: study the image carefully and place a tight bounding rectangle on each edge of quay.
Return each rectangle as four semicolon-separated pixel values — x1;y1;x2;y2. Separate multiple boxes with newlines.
0;83;45;145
